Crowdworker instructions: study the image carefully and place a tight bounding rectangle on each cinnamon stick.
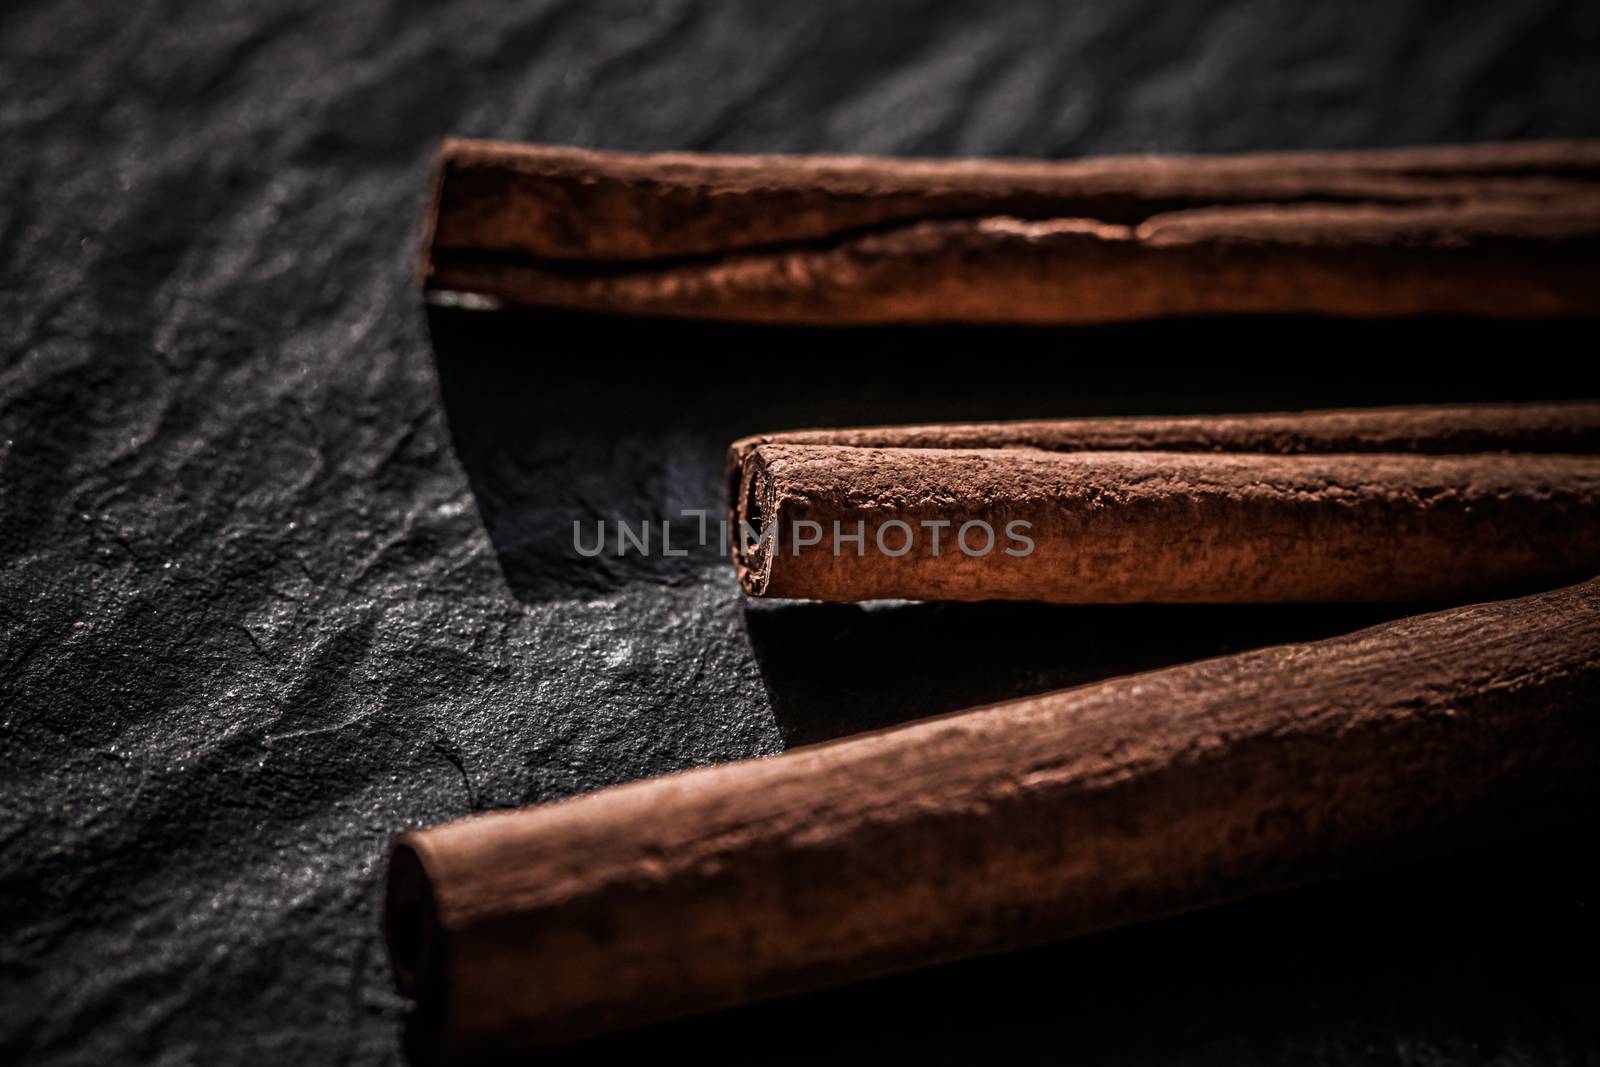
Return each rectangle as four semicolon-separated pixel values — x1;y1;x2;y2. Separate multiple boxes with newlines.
726;400;1600;545
386;578;1600;1058
733;446;1600;603
423;139;1600;323
728;400;1600;467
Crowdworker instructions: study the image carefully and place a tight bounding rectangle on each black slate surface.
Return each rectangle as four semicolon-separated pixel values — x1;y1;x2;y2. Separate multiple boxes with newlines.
4;2;1600;1064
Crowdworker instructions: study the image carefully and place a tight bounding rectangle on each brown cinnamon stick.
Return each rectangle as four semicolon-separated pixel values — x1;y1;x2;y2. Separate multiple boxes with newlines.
733;446;1600;602
423;139;1600;323
728;400;1600;466
726;400;1600;542
386;578;1600;1058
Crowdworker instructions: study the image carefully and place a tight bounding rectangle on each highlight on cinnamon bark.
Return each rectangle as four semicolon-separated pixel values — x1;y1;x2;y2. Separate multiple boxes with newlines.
735;447;1600;603
385;578;1600;1058
726;400;1600;471
421;138;1600;323
727;400;1600;545
727;402;1600;603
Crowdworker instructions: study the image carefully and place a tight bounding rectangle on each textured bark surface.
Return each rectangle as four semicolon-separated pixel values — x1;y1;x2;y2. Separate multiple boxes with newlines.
731;401;1600;457
426;140;1600;323
430;139;1600;261
8;1;1600;1064
736;447;1600;602
727;401;1600;560
388;579;1600;1058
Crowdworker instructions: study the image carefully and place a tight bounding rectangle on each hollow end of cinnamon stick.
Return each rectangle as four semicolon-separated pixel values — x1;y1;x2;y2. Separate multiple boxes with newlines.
733;445;776;596
384;838;448;1032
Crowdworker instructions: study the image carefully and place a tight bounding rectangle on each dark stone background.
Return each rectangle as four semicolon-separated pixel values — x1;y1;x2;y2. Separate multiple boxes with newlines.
4;1;1600;1063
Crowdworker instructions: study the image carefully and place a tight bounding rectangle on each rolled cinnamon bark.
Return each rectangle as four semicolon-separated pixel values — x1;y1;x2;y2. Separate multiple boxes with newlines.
422;139;1600;323
732;446;1600;602
726;400;1600;538
386;578;1600;1058
728;400;1600;465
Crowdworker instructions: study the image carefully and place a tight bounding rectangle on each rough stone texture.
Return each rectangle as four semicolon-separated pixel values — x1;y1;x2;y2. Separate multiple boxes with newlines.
3;1;1600;1065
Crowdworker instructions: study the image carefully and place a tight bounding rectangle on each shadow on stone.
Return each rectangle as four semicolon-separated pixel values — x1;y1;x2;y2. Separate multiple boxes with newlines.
743;598;1420;747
